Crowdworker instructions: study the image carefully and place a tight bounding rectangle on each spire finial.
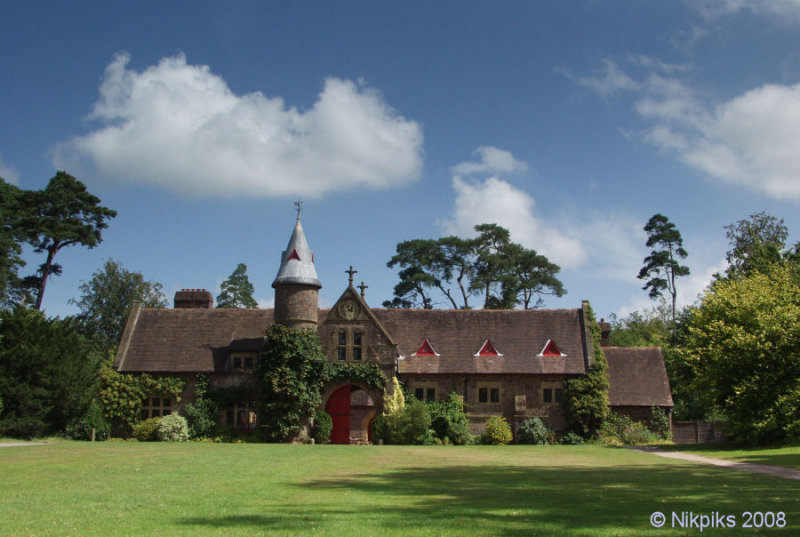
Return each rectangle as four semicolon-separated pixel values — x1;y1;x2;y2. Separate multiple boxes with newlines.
346;265;357;285
358;281;368;298
294;200;303;221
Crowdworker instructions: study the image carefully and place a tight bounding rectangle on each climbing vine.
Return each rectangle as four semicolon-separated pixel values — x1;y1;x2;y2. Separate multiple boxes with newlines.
97;365;185;434
323;362;387;389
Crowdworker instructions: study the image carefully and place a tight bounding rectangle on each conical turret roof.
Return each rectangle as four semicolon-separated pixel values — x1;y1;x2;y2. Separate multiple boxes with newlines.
272;214;322;289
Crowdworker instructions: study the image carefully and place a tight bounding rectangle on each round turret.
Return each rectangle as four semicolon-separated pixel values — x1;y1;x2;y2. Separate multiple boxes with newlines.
272;211;321;329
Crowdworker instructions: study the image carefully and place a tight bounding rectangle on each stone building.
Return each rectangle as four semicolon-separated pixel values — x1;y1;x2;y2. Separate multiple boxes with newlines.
115;212;673;442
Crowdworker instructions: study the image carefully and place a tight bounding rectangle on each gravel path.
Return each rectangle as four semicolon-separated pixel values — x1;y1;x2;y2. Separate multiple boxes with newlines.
0;442;48;448
630;446;800;481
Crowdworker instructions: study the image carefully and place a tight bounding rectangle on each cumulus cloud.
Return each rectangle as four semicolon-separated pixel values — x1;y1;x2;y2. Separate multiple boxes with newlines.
52;52;423;198
450;146;529;176
0;154;20;185
441;175;587;269
574;59;640;97
693;0;800;23
574;56;800;201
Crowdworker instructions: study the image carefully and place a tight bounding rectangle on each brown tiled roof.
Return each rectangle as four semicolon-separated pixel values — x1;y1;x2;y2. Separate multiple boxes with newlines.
115;306;273;373
604;347;673;407
375;308;591;375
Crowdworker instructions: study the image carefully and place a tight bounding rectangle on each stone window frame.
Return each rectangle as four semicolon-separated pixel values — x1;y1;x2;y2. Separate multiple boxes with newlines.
411;382;438;402
474;382;502;409
542;381;565;405
333;327;366;362
229;352;257;372
141;395;173;420
225;400;258;429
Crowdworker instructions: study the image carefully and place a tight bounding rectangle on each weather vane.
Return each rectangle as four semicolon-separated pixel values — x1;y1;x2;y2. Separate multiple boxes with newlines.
294;200;303;219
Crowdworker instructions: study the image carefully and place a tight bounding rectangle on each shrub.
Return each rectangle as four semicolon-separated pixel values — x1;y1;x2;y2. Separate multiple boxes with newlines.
384;400;431;444
599;413;659;446
66;401;110;441
516;417;551;445
559;431;585;445
133;417;161;441
157;412;189;442
648;405;672;441
428;392;470;445
371;414;386;442
482;416;512;445
311;410;333;444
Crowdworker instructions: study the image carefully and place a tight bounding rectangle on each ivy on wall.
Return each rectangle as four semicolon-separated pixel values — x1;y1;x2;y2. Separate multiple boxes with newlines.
563;303;610;438
97;365;185;434
323;362;387;389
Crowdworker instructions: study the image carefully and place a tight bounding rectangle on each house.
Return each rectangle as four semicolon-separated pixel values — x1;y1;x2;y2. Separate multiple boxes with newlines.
115;212;673;442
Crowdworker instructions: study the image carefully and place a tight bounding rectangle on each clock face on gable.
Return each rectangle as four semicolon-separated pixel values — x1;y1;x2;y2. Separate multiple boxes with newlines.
339;299;360;320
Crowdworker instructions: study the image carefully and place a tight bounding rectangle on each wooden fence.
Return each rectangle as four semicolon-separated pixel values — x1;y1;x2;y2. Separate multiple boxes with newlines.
672;420;727;444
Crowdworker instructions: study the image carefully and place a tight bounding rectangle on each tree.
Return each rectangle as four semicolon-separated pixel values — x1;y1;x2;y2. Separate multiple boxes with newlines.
684;264;800;443
637;214;690;339
70;259;167;347
0;307;106;438
0;178;28;308
724;211;789;279
23;172;117;310
385;224;565;310
255;323;327;441
216;263;258;309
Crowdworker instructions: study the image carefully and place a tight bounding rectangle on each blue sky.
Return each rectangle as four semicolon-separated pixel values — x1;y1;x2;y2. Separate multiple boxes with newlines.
3;1;800;321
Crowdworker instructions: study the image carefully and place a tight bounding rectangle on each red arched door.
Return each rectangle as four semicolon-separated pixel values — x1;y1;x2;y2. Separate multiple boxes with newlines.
325;385;351;444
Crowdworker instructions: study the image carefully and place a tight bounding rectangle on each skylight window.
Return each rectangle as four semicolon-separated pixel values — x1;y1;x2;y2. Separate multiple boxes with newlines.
412;339;439;356
475;339;502;357
538;339;566;357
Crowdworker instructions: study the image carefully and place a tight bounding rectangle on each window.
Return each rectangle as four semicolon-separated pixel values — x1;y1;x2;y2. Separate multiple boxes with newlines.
337;330;347;361
230;353;257;371
477;383;500;405
413;339;439;356
353;331;363;361
475;339;503;357
543;383;565;404
226;401;257;429
412;384;437;402
141;396;172;420
538;340;566;357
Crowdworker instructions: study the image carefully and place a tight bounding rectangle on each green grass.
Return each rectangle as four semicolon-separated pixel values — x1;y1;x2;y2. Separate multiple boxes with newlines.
1;442;798;536
670;443;800;470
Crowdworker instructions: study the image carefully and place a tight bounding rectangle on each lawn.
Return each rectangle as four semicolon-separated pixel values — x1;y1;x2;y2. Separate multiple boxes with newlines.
671;444;800;470
1;442;797;537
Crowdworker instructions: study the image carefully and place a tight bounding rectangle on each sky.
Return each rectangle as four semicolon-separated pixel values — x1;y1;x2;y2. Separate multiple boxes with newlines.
3;0;800;322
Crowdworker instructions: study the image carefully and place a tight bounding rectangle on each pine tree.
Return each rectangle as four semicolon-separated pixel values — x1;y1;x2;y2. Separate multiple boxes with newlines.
217;263;258;308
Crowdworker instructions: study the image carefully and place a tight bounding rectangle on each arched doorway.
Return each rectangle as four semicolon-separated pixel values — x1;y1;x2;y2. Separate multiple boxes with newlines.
324;384;378;444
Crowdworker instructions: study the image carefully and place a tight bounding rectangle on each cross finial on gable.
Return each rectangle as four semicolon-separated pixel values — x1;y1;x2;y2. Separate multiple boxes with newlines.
294;200;303;220
346;265;357;285
358;281;368;298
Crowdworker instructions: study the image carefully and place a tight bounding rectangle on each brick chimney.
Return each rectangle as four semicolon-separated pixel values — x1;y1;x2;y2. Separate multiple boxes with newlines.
599;318;612;347
174;288;213;309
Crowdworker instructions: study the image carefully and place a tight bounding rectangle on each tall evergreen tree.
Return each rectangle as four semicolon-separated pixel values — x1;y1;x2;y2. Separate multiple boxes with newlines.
217;263;258;308
23;172;117;310
637;214;690;338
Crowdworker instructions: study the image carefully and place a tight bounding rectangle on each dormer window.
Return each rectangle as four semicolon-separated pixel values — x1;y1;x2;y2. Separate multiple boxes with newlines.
475;339;502;357
230;353;256;371
412;339;439;357
538;339;566;357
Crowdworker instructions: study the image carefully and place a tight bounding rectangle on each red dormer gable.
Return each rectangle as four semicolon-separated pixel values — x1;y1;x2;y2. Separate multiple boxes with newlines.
475;339;502;357
412;338;439;356
538;339;566;357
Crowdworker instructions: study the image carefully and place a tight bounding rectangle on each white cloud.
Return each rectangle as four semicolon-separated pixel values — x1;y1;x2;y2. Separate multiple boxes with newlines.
575;57;800;201
441;175;587;269
568;214;646;283
52;52;423;198
576;59;640;97
643;82;800;200
694;0;800;23
0;154;19;185
450;146;529;176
